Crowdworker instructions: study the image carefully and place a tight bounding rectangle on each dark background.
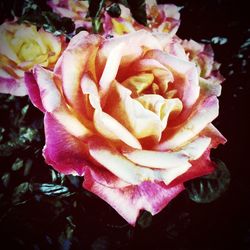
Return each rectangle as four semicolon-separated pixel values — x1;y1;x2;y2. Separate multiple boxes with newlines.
0;0;249;249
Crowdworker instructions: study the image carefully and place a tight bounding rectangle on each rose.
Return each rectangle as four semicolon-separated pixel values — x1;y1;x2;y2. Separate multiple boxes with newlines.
48;0;91;30
104;1;181;36
25;28;226;225
0;22;63;96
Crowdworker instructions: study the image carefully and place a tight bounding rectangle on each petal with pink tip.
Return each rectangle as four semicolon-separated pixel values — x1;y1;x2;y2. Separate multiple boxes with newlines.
88;138;144;185
24;72;45;112
0;74;27;96
43;112;91;176
172;149;215;185
83;176;184;226
33;65;61;112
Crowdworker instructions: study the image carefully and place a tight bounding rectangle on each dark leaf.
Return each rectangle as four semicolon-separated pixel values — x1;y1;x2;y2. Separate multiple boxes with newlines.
29;183;71;197
1;173;10;188
12;182;29;204
88;0;105;18
58;216;76;250
127;0;147;26
18;2;75;37
88;0;105;33
12;158;24;171
106;3;121;18
185;159;230;203
137;211;152;229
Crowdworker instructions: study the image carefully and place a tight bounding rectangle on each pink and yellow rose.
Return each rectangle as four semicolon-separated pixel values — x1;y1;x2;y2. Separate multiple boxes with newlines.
48;0;91;30
0;22;63;96
25;26;226;225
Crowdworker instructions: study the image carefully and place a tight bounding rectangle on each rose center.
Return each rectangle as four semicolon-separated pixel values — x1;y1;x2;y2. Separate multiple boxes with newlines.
18;41;42;62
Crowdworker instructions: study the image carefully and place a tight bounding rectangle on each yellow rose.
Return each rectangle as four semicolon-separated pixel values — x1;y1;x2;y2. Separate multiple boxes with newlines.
0;22;63;96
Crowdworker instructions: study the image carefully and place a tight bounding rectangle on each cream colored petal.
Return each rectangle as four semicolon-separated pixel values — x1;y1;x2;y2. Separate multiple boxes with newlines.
109;82;162;140
53;110;92;138
94;109;142;149
99;42;124;93
99;30;162;67
123;148;190;169
33;65;61;112
156;96;219;150
137;94;183;131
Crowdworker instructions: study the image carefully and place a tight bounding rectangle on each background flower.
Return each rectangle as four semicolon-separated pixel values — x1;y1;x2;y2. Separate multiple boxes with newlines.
48;0;91;30
25;27;226;225
0;22;63;96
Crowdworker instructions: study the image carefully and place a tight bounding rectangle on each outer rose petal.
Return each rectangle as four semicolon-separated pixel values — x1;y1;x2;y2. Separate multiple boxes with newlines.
98;30;162;69
24;72;45;112
33;65;61;113
83;173;184;226
54;32;101;115
0;75;27;96
172;149;215;185
43;112;91;176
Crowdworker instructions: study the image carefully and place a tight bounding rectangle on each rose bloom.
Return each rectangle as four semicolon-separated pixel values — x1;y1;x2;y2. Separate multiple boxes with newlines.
25;27;226;225
104;1;181;36
48;0;91;30
0;22;63;96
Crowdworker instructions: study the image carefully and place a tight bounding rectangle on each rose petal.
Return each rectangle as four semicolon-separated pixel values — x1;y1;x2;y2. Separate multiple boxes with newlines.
122;136;210;169
172;148;215;185
157;96;219;150
0;71;27;96
88;138;144;184
122;148;190;169
43;112;91;176
83;176;184;226
136;95;183;131
144;50;200;108
93;109;142;149
88;138;191;186
99;30;162;68
33;65;61;113
54;31;101;114
99;42;124;94
105;82;162;140
24;72;45;112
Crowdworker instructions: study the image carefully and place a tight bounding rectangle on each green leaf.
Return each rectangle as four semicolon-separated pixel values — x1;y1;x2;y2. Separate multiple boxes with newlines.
92;17;102;34
185;159;230;203
1;173;10;188
29;183;71;197
127;0;147;26
88;0;105;33
18;127;39;144
12;158;24;171
137;211;152;229
12;182;29;204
